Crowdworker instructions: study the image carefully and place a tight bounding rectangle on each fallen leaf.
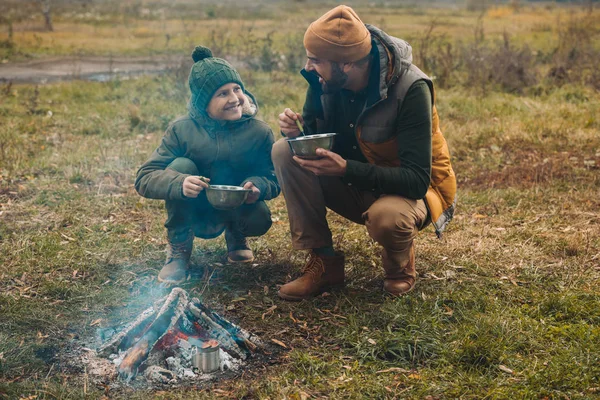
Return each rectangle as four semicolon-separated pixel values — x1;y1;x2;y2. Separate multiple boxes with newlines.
367;338;377;345
230;297;246;303
261;305;277;320
271;339;287;348
408;373;421;380
498;365;514;375
299;391;310;400
60;233;76;242
376;367;410;374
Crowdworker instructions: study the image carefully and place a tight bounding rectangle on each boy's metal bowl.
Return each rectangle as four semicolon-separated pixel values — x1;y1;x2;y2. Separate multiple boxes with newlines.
205;185;251;210
286;133;337;159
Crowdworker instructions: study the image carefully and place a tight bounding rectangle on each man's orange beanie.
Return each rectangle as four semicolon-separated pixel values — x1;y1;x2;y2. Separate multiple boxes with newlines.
304;5;372;63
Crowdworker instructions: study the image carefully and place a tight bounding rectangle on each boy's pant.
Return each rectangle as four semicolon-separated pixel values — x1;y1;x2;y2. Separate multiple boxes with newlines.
272;139;428;273
164;157;272;242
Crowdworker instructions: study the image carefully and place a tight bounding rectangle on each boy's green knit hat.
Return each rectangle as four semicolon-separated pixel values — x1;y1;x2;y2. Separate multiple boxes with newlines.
188;46;244;116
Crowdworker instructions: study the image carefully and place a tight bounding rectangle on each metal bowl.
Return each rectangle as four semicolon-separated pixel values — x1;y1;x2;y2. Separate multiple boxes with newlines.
286;133;337;159
205;185;251;210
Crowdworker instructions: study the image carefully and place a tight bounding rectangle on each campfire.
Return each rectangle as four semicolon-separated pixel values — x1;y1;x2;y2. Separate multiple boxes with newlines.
82;288;263;385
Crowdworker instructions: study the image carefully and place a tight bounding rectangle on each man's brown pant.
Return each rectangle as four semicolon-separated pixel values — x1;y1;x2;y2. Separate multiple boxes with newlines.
272;139;428;275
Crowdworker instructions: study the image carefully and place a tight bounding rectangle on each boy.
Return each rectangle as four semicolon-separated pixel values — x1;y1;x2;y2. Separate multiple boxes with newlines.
135;46;280;285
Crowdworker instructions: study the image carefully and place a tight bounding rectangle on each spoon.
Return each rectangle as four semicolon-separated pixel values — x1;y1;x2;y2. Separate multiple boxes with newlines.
199;176;211;188
295;119;306;136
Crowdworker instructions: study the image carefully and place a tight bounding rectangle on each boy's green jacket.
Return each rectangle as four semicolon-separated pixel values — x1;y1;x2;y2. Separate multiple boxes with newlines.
135;92;280;202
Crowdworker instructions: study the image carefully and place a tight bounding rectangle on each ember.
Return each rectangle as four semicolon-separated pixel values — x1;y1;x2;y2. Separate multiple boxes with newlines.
84;288;263;384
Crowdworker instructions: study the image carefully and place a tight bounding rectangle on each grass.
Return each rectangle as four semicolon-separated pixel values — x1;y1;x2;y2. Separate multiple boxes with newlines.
1;1;600;399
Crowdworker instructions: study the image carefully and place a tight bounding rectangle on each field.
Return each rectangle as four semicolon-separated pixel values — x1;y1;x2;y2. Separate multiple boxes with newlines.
1;1;599;399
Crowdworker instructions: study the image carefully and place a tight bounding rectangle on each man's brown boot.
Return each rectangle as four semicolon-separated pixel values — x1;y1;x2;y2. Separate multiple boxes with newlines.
225;228;254;263
383;244;416;296
158;228;193;285
278;252;345;301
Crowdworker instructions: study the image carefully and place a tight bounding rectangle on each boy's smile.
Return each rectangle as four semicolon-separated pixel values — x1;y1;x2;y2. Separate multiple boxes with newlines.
206;83;244;121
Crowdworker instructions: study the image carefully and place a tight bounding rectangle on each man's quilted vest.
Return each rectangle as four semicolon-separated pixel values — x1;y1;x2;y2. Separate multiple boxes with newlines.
319;64;457;237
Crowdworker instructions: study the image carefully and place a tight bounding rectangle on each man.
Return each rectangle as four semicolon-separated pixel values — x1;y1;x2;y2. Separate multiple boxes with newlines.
272;5;456;300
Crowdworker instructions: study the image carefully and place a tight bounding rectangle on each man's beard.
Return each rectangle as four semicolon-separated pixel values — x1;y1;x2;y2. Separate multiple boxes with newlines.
320;63;348;94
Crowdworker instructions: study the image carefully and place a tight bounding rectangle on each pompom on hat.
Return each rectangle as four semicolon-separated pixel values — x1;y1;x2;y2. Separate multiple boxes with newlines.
188;46;244;118
303;5;372;63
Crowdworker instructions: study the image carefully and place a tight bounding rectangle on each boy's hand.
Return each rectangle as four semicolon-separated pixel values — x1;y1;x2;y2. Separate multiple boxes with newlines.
183;176;209;198
243;181;260;204
278;108;304;138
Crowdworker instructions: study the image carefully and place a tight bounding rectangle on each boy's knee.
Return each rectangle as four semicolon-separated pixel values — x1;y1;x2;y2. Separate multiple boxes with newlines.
240;202;272;237
167;157;199;175
271;139;293;169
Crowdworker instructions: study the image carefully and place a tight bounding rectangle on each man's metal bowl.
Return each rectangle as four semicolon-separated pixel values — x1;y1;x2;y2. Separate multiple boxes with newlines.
286;133;337;159
205;185;251;210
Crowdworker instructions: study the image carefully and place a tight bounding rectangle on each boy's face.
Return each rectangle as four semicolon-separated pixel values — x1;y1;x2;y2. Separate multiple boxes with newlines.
206;82;244;121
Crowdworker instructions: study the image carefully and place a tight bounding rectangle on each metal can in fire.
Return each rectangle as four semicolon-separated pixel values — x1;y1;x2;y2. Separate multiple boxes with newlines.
192;341;220;373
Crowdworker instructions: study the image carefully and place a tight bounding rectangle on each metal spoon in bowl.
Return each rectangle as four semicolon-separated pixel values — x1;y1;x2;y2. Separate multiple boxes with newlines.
295;119;306;136
199;176;211;188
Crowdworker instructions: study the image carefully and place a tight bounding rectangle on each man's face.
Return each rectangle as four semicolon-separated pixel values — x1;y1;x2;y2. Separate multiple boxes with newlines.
206;82;245;121
304;51;348;94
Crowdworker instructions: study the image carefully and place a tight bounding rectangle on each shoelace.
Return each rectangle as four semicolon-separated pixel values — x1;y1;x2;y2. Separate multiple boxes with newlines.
167;241;191;262
302;254;325;281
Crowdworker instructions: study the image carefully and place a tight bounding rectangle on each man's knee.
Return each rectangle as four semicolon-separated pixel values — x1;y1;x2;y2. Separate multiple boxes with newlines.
365;197;419;248
272;138;293;169
167;157;199;175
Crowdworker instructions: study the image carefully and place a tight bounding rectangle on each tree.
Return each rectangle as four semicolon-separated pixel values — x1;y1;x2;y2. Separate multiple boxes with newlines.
37;0;53;32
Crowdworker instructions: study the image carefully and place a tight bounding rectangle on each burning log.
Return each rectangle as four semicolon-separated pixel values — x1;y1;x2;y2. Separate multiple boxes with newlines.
187;298;263;359
118;289;189;380
97;304;157;358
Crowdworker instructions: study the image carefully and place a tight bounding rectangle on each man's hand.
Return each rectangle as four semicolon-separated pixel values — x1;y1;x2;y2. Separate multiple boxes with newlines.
278;108;304;139
182;176;209;198
243;181;260;204
293;148;348;176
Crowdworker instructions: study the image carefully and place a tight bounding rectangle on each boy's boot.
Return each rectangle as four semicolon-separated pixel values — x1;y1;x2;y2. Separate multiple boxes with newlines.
158;227;193;285
225;226;254;263
278;252;345;301
382;244;416;296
